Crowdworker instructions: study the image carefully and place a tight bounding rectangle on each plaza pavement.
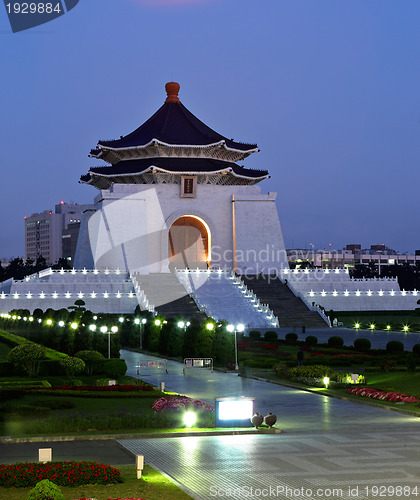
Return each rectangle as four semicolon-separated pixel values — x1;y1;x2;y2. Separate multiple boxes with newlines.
1;345;419;499
117;350;420;499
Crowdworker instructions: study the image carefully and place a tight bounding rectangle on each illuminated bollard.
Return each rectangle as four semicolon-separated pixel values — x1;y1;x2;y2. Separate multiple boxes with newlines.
136;455;144;479
160;381;165;391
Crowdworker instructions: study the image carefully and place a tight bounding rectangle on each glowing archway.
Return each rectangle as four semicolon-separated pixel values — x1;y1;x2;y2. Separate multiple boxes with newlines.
168;215;211;268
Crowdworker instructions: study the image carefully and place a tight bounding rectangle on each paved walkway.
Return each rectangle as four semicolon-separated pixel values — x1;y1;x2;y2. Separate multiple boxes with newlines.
119;350;420;499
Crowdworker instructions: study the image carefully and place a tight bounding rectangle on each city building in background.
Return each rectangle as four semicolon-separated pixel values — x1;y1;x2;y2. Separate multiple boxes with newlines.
25;202;82;265
287;244;420;269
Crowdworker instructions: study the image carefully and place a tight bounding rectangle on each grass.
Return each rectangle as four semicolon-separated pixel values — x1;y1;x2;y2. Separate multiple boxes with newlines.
334;310;420;330
0;465;193;500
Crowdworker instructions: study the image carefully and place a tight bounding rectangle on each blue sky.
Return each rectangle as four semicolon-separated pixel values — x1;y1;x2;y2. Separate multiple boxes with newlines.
1;0;419;258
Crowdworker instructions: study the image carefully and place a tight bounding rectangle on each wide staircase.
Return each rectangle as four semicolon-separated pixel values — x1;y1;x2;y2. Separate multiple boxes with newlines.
241;274;328;328
131;272;205;320
176;269;278;328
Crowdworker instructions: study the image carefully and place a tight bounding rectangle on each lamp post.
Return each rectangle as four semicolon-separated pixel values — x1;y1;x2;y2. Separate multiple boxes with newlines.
227;323;244;370
135;318;147;349
101;325;118;358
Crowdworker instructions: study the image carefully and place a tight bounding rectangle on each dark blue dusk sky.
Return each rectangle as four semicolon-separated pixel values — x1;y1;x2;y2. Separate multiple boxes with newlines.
1;0;419;258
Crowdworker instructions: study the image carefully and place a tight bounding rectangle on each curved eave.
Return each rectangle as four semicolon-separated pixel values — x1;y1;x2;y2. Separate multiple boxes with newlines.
90;139;259;158
80;164;269;188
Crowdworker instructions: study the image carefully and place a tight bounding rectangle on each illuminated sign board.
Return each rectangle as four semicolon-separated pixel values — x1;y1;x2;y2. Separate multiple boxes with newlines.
215;397;254;427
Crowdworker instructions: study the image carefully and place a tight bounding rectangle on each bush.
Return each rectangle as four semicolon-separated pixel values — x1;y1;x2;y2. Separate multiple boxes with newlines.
328;336;344;348
7;343;46;377
274;364;290;378
305;335;318;346
27;479;64;500
59;357;85;377
249;330;261;340
75;350;105;375
386;340;404;353
264;330;278;341
413;344;420;356
354;338;371;352
285;332;298;344
288;365;334;380
102;359;127;378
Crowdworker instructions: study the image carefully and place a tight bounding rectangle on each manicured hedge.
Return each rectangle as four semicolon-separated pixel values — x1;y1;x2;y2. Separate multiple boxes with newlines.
0;461;122;487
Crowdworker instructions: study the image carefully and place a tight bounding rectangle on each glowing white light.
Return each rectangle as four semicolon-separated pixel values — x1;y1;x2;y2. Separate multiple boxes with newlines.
184;411;196;427
53;292;58;299
89;324;97;331
70;322;78;330
218;400;253;420
58;321;65;327
78;292;84;298
100;326;107;333
65;292;71;298
111;326;118;333
91;292;96;298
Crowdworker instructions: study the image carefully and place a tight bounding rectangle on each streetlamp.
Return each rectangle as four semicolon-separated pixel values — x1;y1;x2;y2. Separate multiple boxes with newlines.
227;323;244;370
134;318;147;349
101;325;118;358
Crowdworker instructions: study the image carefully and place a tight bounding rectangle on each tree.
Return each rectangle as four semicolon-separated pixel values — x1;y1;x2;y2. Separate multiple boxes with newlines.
7;343;46;377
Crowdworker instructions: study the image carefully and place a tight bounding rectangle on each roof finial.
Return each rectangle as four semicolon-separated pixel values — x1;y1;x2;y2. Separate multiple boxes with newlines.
165;81;180;103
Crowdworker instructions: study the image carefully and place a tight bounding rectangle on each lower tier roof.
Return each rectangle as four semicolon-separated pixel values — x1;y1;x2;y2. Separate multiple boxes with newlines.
80;158;269;189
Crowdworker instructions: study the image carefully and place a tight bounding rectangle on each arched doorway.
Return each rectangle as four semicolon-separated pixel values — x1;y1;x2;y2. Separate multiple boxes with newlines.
168;215;211;269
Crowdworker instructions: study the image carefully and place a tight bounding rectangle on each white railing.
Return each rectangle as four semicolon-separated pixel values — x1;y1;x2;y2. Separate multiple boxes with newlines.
130;272;155;313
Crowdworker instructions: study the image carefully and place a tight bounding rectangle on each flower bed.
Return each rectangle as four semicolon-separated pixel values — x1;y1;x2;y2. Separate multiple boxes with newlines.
22;384;154;392
152;395;215;413
0;461;122;488
347;387;419;403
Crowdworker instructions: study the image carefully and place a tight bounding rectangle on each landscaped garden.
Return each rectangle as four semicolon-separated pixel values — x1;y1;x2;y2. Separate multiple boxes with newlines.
1;307;420;498
237;329;420;412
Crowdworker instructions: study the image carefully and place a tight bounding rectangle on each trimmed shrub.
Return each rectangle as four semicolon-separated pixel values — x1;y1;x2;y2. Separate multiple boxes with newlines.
7;343;46;377
27;479;64;500
102;358;127;378
305;335;318;346
386;340;404;353
59;356;85;377
412;344;420;356
285;332;298;344
354;338;371;352
328;336;344;348
288;365;334;380
249;330;261;340
264;330;278;341
75;350;105;375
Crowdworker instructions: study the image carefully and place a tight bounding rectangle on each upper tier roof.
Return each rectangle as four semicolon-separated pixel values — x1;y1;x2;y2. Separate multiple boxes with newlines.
89;82;259;164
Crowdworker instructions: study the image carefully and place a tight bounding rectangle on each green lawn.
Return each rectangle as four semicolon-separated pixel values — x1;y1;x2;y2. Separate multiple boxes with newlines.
0;465;192;500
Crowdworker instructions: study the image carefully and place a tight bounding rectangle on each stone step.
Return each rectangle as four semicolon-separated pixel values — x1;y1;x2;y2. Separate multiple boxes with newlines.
241;275;328;328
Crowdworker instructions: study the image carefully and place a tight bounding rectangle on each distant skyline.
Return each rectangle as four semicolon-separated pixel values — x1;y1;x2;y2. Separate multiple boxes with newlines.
1;0;419;259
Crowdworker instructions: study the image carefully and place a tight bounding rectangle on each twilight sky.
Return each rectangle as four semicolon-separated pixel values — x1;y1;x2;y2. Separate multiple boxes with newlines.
1;0;419;259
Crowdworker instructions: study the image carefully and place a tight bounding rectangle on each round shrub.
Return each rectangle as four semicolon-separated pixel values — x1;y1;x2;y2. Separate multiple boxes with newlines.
285;332;298;343
354;338;371;352
264;330;278;341
386;340;404;353
412;344;420;356
102;358;127;378
75;350;105;375
305;335;318;346
249;330;261;340
27;479;64;500
328;336;344;348
59;357;85;377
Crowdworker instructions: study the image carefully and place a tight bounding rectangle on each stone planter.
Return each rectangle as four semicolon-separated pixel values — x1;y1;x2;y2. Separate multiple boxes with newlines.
250;412;264;429
264;412;277;428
